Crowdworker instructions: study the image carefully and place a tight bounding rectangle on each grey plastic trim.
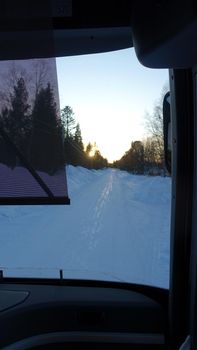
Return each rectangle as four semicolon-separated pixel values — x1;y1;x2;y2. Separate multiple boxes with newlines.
0;290;29;312
1;332;165;349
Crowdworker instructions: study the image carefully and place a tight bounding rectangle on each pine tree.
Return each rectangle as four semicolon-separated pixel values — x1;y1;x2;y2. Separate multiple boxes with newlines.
0;107;16;168
74;123;83;150
61;106;76;138
85;142;93;156
114;141;144;174
92;149;108;169
29;83;64;173
71;123;85;166
61;106;76;165
7;77;31;153
0;77;31;167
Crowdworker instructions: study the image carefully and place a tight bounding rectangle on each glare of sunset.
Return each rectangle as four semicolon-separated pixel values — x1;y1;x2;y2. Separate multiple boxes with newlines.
89;149;95;157
56;48;168;163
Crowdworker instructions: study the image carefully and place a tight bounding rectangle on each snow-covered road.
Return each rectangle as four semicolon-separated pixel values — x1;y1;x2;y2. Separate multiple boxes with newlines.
0;167;171;288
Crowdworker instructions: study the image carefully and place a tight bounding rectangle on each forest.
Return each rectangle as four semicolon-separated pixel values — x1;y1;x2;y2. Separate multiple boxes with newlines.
0;60;167;175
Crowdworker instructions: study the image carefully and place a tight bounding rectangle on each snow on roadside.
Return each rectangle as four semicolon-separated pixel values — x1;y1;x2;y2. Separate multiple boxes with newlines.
66;165;104;196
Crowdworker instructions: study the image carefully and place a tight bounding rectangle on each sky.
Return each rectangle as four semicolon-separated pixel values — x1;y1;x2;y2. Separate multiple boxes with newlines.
56;48;169;162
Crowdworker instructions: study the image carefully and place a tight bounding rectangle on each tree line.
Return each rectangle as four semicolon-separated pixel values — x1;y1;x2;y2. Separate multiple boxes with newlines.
113;138;164;175
113;89;168;175
0;61;108;172
61;87;167;175
0;75;64;174
0;60;168;175
61;106;108;169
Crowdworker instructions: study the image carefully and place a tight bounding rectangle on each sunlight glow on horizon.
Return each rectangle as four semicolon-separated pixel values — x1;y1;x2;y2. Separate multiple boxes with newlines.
56;48;169;162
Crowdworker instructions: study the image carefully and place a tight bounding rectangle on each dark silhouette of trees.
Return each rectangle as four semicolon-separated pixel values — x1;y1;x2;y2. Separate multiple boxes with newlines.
74;123;83;150
0;60;108;172
32;59;50;98
144;87;169;170
114;141;144;174
61;105;78;165
92;149;108;169
0;61;67;173
143;137;161;172
0;62;31;112
85;142;93;156
114;137;165;175
71;123;85;166
0;77;31;167
114;86;168;176
29;83;64;173
130;141;144;174
9;77;31;149
61;106;76;138
84;142;107;169
61;106;108;169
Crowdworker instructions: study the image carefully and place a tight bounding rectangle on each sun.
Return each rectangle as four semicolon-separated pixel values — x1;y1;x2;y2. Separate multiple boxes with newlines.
89;149;95;157
86;143;98;158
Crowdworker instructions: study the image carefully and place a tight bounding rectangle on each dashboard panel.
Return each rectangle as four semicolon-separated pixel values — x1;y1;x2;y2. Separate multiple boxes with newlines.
0;282;167;349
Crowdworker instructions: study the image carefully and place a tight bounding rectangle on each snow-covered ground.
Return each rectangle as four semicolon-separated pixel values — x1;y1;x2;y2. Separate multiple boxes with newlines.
0;166;171;288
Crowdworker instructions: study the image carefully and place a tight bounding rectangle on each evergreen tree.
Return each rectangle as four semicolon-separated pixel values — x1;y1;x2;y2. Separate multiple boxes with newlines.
113;141;144;174
0;77;31;167
71;123;85;166
92;149;108;169
74;123;83;151
61;106;75;138
29;83;64;173
84;142;93;168
0;107;16;168
7;77;31;153
85;142;93;156
61;106;76;165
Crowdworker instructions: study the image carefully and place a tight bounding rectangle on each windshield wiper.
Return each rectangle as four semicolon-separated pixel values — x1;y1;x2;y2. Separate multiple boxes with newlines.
0;123;55;199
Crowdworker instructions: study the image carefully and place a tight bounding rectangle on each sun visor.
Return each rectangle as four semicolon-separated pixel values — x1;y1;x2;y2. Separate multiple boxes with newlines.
0;0;70;205
0;58;70;205
0;2;70;205
0;1;133;60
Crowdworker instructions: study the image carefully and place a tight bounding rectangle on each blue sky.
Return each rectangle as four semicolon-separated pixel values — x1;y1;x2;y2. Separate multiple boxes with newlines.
56;48;168;162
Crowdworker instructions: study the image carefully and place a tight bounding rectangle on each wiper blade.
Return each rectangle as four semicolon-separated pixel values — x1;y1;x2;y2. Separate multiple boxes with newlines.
0;123;55;199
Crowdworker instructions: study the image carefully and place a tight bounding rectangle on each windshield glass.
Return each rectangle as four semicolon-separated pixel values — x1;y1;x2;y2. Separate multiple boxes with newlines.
0;48;171;288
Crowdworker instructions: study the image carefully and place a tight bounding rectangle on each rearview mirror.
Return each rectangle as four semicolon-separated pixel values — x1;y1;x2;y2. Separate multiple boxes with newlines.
163;91;171;174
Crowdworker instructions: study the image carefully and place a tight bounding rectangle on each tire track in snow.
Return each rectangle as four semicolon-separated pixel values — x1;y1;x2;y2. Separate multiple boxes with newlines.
81;171;114;251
